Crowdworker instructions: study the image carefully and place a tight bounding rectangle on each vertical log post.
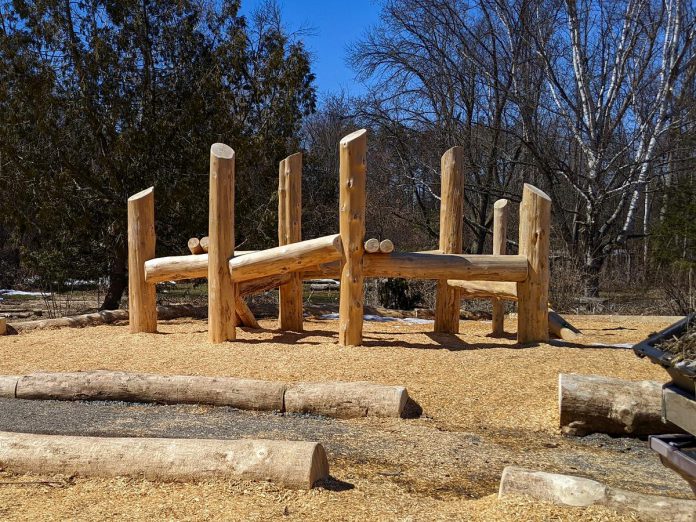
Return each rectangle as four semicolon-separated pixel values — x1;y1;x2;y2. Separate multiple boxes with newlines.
208;143;237;343
128;187;157;333
278;153;304;331
491;199;509;336
434;146;465;333
517;184;551;344
338;129;367;346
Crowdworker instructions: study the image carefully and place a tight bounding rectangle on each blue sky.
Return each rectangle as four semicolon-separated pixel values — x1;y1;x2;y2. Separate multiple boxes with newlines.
238;0;382;99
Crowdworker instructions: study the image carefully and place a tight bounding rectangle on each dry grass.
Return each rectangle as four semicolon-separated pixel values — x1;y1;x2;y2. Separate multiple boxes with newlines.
0;315;680;520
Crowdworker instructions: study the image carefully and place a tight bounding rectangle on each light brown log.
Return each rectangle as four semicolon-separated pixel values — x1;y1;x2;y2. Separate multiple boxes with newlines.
208;143;237;343
10;304;207;333
548;310;582;340
187;237;204;255
144;251;253;283
0;431;328;489
0;317;5;335
364;252;528;281
127;187;157;333
364;238;380;253
16;370;285;411
378;239;394;253
0;376;18;398
284;381;409;418
499;466;696;521
517;184;551;343
278;152;304;331
449;281;581;340
199;236;209;253
559;374;680;436
235;296;260;329
492;199;509;336
339;129;367;346
448;280;518;300
229;235;342;283
435;147;465;334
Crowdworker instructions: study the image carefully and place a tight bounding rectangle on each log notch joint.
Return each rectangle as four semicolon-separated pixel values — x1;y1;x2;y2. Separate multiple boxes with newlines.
278;152;304;331
127;187;157;333
517;184;551;344
338;129;367;346
435;146;465;333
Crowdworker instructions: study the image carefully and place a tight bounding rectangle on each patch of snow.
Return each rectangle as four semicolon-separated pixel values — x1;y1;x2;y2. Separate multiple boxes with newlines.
0;289;46;297
317;313;434;324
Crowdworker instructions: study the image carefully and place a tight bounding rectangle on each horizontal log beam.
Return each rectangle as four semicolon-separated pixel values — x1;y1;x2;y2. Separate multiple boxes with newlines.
363;253;528;281
447;280;518;300
228;234;342;283
0;431;328;489
145;251;254;284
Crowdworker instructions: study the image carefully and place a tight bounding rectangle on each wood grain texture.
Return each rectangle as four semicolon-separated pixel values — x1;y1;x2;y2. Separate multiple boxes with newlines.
187;237;204;255
364;238;380;253
378;239;394;253
278;152;304;331
208;143;237;343
338;129;367;346
285;381;409;418
127;187;157;333
435;147;465;333
363;252;527;281
16;370;285;410
517;184;551;343
491;199;509;336
558;374;679;436
228;235;342;283
499;466;696;521
0;431;329;489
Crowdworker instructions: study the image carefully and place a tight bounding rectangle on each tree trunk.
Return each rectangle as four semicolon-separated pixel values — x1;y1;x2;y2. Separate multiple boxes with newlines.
101;243;128;310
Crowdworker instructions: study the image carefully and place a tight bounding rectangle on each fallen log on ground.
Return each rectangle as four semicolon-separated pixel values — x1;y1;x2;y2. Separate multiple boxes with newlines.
16;370;285;411
499;466;696;522
559;374;680;436
284;381;409;418
8;371;413;419
9;304;208;333
0;431;329;489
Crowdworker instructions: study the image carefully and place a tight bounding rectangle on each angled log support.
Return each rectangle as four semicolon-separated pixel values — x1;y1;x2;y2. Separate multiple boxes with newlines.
278;152;304;331
338;129;367;346
517;184;551;344
128;187;157;333
435;146;465;334
208;143;237;343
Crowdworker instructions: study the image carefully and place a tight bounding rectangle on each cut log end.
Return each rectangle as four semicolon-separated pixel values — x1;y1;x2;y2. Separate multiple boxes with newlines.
364;238;380;253
379;239;394;254
187;237;204;255
210;142;234;159
200;236;209;253
128;186;154;202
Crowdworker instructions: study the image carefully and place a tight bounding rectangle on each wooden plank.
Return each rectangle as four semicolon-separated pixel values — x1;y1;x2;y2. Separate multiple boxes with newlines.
663;384;696;436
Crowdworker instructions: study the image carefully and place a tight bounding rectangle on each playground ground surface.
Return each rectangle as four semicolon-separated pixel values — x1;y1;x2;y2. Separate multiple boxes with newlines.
0;315;690;521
